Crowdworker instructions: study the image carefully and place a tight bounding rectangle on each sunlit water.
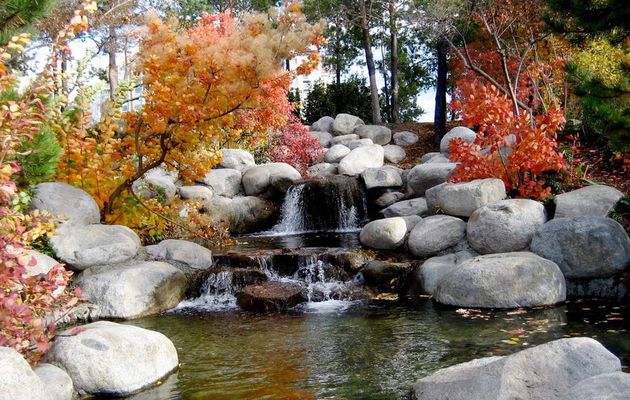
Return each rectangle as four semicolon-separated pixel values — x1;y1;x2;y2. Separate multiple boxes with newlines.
121;299;629;400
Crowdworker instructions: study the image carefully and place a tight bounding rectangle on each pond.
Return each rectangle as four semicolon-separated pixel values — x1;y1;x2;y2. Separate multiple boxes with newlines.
122;298;629;400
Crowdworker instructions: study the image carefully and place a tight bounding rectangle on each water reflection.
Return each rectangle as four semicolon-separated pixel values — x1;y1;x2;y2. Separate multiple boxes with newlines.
121;299;629;400
230;232;362;252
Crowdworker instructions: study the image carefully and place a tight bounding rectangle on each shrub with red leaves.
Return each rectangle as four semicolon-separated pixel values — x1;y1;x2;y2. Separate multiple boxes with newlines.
269;114;323;175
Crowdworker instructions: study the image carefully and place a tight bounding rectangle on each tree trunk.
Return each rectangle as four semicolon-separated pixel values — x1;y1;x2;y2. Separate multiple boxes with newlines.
359;0;382;124
434;38;448;145
380;41;391;122
107;25;118;100
389;0;399;123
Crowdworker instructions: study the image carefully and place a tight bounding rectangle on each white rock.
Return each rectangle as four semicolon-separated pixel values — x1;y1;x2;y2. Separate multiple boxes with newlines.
241;163;301;196
324;144;351;163
421;152;441;163
383;144;406;163
218;148;255;171
0;347;48;400
23;250;60;278
75;261;186;319
338;144;384;176
413;251;475;295
201;168;242;198
45;321;179;397
132;176;177;200
359;217;407;249
34;363;73;400
310;116;334;133
308;163;338;177
381;198;428;218
425;178;506;217
393;131;419;146
361;167;403;190
467;199;547;254
310;131;334;147
332;113;364;136
563;371;630;400
407;163;456;196
554;184;624;218
145;239;213;271
354;125;392;145
346;138;374;150
331;134;360;146
439;126;476;154
31;182;100;226
50;224;141;270
178;185;213;203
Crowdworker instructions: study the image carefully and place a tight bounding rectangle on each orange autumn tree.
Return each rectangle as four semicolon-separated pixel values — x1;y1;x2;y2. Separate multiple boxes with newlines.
56;3;324;221
429;0;571;199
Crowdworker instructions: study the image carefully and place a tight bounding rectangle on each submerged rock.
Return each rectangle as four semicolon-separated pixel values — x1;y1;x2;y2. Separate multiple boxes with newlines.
411;337;621;400
434;252;566;308
362;260;412;292
45;321;179;397
237;281;306;312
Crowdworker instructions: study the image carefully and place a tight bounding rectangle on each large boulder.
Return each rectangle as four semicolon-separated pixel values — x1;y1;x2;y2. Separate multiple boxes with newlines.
332;113;364;136
33;364;73;400
467;199;547;254
361;167;403;190
338;144;385;176
554;184;624;218
411;251;475;295
310;131;334;147
383;144;406;163
530;216;630;278
412;337;621;400
434;252;566;308
237;281;306;312
324;144;351;163
563;372;630;400
346;138;374;149
359;217;407;250
354;125;392;145
145;239;213;273
31;182;100;226
242;163;301;196
218;148;255;171
393;131;419;146
425;154;451;164
439;126;476;154
307;163;337;177
45;321;179;397
421;152;441;163
407;215;466;257
407;163;457;196
310;116;334;133
201;168;242;198
381;198;428;218
0;347;48;400
50;224;141;270
75;261;186;319
426;179;507;217
178;185;213;203
331;134;360;146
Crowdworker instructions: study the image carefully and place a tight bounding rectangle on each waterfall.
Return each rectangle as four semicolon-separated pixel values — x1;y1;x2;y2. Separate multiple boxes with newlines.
272;176;368;234
176;270;238;311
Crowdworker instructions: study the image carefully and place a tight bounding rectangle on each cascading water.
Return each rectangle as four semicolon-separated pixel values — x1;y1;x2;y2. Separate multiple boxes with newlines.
176;270;238;311
271;176;368;234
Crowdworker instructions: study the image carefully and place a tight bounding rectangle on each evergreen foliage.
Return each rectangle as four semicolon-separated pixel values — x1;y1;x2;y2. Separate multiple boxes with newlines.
303;77;372;124
0;0;53;45
16;125;62;186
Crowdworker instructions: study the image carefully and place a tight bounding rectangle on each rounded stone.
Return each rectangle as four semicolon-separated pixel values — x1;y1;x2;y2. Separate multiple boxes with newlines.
201;168;242;198
407;163;457;196
242;163;301;196
425;178;507;217
383;144;406;163
31;182;100;226
434;252;566;308
554;184;624;218
407;215;466;257
393;131;419;146
440;126;477;153
50;224;141;270
354;125;392;145
530;216;630;278
237;281;306;312
381;198;428;218
359;217;407;250
218;148;255;171
45;321;179;397
332;113;364;136
310;116;334;133
324;144;351;163
338;144;385;176
0;347;48;400
33;363;74;400
467;199;547;254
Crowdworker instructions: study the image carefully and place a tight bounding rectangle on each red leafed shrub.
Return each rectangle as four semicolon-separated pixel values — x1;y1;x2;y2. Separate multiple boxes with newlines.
449;81;567;200
269;114;324;175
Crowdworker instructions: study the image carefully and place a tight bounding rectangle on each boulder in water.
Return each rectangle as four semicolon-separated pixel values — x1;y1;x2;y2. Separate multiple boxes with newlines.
362;260;412;292
237;281;306;312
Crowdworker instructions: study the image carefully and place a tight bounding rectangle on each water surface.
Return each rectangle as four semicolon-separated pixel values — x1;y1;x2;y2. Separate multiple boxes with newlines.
123;298;629;400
